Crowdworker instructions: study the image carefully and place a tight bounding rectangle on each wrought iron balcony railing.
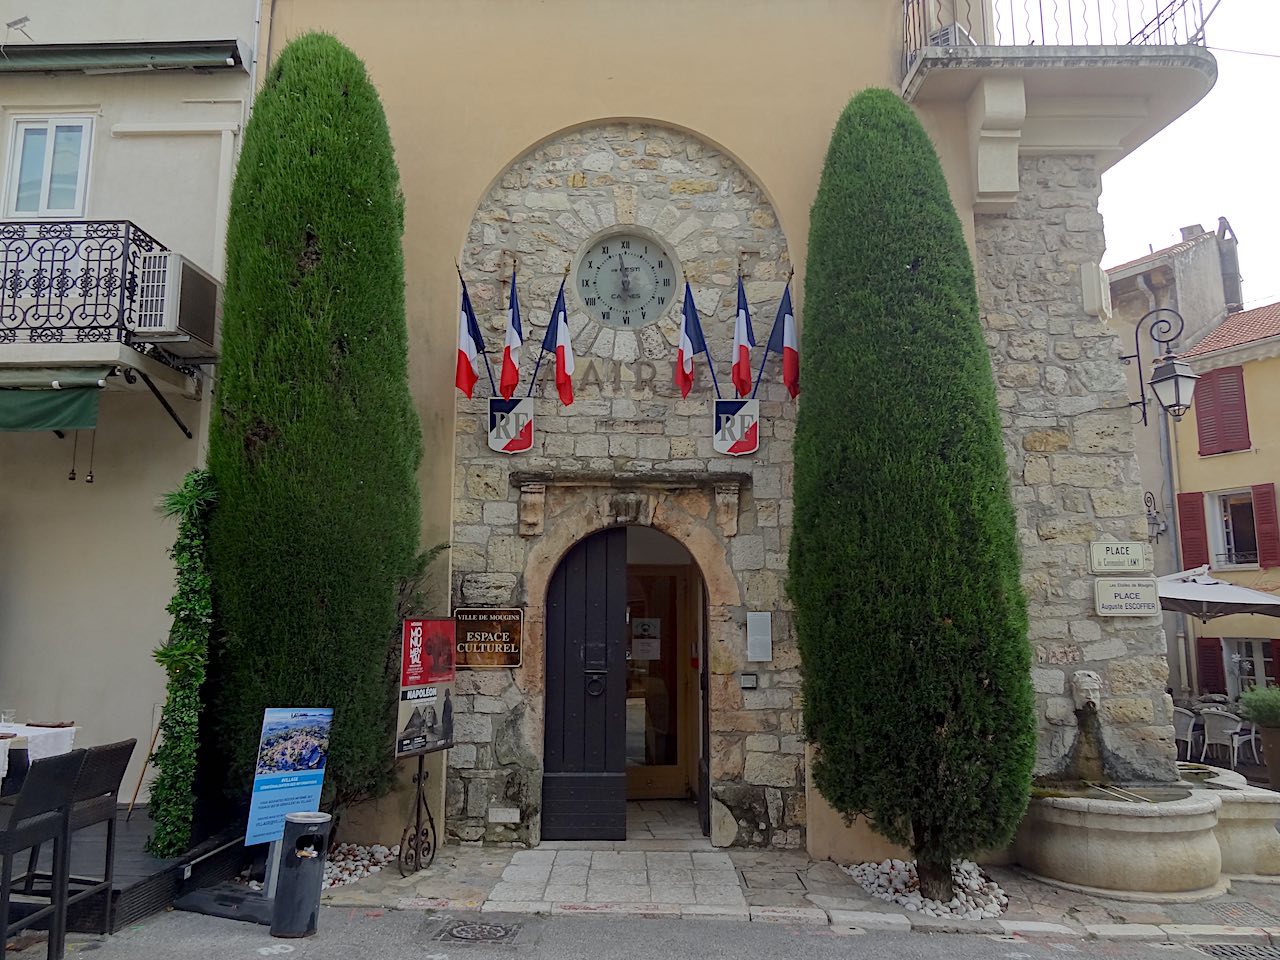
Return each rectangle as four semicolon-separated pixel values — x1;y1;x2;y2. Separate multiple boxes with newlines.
0;220;166;349
905;0;1209;71
1217;550;1260;567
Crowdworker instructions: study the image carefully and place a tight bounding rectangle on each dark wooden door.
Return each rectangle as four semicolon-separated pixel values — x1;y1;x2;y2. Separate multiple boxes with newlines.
697;583;711;837
542;527;628;840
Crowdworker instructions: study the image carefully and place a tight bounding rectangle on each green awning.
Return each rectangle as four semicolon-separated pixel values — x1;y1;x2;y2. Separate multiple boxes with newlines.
0;366;111;431
0;388;99;431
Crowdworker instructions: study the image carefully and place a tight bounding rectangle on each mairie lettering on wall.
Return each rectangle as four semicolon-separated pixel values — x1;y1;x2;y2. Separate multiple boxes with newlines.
537;358;717;398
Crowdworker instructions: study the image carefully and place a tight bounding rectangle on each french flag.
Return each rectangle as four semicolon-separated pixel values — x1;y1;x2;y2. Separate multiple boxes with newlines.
499;269;523;400
675;283;711;398
455;275;487;398
732;276;755;397
539;279;575;406
765;283;799;399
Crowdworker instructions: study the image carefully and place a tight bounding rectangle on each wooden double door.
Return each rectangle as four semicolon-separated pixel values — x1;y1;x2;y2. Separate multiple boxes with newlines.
542;528;707;841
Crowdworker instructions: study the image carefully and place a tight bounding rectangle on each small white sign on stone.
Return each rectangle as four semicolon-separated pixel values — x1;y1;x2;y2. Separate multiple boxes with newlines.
1094;578;1160;617
1088;541;1150;574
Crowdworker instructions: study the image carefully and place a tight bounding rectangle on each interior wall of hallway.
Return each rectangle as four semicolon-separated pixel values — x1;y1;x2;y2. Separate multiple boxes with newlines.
0;392;201;798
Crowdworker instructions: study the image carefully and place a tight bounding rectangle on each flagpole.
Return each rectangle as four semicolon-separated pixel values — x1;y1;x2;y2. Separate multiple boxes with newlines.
751;269;792;400
706;354;723;400
457;261;497;394
526;265;570;398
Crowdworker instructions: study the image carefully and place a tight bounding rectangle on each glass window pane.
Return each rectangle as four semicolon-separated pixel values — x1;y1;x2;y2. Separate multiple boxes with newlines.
14;127;47;212
46;124;84;210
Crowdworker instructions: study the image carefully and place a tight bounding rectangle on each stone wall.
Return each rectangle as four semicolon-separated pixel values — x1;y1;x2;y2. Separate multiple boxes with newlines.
448;122;805;847
975;154;1177;783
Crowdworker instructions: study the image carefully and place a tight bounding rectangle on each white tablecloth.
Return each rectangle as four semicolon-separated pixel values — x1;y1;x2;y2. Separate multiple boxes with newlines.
0;723;78;783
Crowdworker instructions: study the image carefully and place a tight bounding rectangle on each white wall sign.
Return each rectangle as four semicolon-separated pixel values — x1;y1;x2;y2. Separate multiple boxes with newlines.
746;612;772;662
1094;578;1160;617
1089;541;1150;574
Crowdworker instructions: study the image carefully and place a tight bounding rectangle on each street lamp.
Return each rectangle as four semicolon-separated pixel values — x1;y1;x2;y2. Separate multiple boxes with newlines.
1123;307;1200;426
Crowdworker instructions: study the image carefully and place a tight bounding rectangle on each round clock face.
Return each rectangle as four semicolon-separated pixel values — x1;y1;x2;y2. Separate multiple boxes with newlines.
573;229;679;329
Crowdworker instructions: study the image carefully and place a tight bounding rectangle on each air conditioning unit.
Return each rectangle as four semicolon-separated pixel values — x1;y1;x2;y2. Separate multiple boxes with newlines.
130;251;220;357
928;22;977;46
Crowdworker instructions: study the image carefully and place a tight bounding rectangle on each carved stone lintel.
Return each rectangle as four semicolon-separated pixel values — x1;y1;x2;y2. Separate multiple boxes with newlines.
519;482;546;538
715;481;740;538
608;492;656;527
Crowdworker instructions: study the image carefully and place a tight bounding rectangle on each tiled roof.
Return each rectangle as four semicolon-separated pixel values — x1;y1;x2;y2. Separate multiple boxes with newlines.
1106;230;1217;275
1182;301;1280;359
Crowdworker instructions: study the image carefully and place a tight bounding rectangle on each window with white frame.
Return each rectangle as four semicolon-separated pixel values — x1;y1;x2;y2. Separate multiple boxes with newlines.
1226;638;1276;697
6;117;92;217
1212;490;1260;567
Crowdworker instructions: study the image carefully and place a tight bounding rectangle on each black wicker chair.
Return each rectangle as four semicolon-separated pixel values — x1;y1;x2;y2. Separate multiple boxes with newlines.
20;741;135;937
0;749;86;960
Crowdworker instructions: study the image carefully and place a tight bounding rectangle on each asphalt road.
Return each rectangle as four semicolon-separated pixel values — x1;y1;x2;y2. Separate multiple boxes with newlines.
66;908;1218;960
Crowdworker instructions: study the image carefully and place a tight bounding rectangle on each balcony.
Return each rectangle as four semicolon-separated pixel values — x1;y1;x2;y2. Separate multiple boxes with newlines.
900;1;1217;211
904;0;1210;70
0;220;214;392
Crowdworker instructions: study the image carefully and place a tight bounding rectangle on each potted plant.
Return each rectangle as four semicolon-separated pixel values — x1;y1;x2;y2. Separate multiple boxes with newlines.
1240;686;1280;791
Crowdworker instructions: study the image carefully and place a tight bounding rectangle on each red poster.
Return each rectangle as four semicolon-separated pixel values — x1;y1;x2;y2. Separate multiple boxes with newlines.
401;619;456;687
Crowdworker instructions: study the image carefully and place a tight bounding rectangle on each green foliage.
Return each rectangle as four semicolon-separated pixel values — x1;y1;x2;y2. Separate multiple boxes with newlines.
1242;687;1280;728
207;32;423;815
148;469;218;858
789;89;1036;878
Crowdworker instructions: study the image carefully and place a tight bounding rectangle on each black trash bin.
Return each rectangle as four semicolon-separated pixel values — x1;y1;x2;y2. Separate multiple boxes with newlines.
270;811;332;938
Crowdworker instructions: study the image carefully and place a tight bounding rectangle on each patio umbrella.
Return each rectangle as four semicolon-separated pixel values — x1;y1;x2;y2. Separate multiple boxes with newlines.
1158;566;1280;622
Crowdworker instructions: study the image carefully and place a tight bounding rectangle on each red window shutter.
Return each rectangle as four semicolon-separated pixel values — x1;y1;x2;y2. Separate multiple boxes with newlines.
1271;641;1280;684
1216;366;1251;453
1196;369;1222;456
1178;492;1210;568
1197;637;1226;694
1253;483;1280;568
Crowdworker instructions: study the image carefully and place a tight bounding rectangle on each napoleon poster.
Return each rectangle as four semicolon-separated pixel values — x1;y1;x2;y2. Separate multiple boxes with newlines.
454;607;524;669
396;618;456;758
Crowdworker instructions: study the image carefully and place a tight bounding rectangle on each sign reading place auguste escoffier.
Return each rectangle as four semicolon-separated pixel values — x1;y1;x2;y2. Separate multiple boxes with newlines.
453;608;523;669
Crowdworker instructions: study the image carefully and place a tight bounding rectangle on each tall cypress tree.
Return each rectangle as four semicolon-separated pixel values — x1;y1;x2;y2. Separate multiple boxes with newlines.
207;33;422;814
789;88;1035;899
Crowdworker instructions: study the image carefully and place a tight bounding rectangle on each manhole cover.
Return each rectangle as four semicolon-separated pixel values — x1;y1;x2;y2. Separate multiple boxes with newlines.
1205;902;1280;926
1196;947;1280;960
433;920;522;944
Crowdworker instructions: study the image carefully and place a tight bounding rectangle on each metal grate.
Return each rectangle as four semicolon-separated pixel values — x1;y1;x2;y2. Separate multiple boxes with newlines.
433;920;523;944
1204;902;1280;926
1196;947;1280;959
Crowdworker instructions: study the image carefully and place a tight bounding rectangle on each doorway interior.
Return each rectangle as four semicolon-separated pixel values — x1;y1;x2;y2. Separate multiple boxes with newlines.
542;525;708;841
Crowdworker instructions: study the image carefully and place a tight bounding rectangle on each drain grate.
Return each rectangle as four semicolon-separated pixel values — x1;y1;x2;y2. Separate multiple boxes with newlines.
433;920;523;944
1196;947;1280;960
1204;902;1280;926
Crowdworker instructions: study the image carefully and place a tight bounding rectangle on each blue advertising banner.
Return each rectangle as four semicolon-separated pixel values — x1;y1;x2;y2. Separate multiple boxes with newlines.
245;707;333;846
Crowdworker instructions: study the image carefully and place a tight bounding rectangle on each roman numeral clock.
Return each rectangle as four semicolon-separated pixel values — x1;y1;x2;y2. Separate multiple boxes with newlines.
572;227;680;329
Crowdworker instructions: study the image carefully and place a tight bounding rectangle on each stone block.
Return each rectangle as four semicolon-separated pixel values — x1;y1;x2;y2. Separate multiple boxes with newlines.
454;714;493;743
730;535;765;570
1022;428;1070;452
744;752;798;787
1031;667;1065;694
744;734;779;753
1101;697;1155;724
461;573;517;605
483;501;519;526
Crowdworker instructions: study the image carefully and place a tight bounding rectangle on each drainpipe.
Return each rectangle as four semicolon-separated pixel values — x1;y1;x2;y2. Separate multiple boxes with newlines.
1138;272;1194;695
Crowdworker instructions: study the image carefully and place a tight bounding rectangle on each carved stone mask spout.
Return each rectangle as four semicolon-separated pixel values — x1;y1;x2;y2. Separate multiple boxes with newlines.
1071;670;1102;713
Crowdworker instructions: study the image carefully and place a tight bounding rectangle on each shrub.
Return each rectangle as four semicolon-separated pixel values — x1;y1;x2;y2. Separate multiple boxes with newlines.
1241;687;1280;728
789;88;1036;900
207;33;422;817
147;469;217;857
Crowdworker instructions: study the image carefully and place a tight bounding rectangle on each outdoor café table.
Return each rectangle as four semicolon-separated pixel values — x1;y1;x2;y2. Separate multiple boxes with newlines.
0;722;78;792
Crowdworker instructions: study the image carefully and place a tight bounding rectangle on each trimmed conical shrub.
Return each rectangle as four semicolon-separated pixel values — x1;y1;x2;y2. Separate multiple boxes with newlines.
789;88;1035;899
207;33;422;814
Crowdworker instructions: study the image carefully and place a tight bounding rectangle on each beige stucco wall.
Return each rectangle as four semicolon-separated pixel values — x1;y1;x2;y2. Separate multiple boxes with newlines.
0;391;201;798
1175;351;1280;647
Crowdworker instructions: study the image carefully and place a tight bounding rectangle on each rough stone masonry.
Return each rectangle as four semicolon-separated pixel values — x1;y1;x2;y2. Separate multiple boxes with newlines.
446;129;1176;850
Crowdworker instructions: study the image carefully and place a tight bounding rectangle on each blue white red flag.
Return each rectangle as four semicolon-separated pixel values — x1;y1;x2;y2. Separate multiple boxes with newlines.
765;283;799;399
499;269;523;400
455;275;487;398
731;276;755;398
538;279;575;406
675;283;711;398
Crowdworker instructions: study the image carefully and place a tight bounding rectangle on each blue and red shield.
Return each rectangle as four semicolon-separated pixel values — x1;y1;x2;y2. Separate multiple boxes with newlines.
488;398;534;454
713;399;759;457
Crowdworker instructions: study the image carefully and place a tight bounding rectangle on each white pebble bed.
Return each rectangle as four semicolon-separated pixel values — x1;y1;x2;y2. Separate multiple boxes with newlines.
323;842;399;889
841;858;1008;919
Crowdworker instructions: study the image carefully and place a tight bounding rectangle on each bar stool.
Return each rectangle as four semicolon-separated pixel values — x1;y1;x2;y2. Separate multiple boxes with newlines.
22;741;136;936
0;749;87;960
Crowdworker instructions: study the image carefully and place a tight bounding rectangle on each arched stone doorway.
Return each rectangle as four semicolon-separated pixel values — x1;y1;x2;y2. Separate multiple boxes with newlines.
447;119;805;850
542;524;709;840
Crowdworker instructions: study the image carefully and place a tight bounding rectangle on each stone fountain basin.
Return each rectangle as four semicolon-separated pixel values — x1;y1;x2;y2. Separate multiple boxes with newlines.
1177;764;1280;879
1014;789;1224;897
